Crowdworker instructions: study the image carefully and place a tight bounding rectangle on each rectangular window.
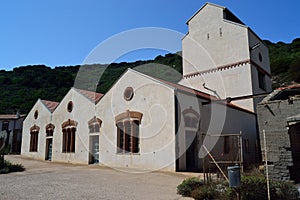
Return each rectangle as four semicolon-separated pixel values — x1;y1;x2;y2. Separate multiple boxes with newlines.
62;128;75;153
29;132;38;152
258;70;266;90
2;121;9;131
117;120;140;154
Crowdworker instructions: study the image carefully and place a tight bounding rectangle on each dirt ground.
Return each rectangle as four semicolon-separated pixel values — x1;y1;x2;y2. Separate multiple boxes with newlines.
0;155;193;200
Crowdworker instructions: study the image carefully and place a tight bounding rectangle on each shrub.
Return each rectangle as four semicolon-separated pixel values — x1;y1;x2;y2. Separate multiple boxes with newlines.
232;176;298;200
177;177;204;196
177;175;299;200
190;183;219;200
0;160;25;174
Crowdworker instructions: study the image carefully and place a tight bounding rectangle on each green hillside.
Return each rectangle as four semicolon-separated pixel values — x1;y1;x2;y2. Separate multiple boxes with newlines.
0;38;299;114
0;53;182;114
265;38;300;88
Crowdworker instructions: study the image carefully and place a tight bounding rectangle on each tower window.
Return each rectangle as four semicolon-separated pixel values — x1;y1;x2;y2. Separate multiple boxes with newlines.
258;70;266;90
259;53;263;62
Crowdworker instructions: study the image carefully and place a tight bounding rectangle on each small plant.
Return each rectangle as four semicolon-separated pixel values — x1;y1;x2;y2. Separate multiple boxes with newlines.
190;183;219;200
177;177;204;196
177;175;299;200
0;160;25;174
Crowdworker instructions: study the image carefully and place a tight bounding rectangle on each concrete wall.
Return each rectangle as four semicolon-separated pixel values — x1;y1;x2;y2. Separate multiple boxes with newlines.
21;99;52;160
257;98;300;181
96;69;176;172
51;89;97;164
180;3;272;112
175;89;258;171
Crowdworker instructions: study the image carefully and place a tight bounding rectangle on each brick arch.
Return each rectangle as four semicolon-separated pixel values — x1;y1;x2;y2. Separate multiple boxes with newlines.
88;116;102;127
115;110;143;123
30;124;40;132
45;123;55;131
61;119;77;129
182;106;200;119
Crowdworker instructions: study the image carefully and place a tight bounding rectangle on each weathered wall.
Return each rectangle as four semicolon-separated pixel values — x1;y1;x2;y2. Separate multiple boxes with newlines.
176;90;258;171
257;98;300;181
21;99;52;160
180;3;272;112
96;69;176;172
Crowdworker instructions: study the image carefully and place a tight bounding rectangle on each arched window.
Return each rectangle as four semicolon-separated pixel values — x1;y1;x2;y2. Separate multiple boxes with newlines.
46;123;55;137
30;125;40;152
88;116;102;133
115;110;143;154
182;107;200;129
61;119;77;153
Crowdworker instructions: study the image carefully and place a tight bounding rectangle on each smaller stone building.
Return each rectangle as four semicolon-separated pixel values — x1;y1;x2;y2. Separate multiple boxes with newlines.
0;114;26;153
257;84;300;182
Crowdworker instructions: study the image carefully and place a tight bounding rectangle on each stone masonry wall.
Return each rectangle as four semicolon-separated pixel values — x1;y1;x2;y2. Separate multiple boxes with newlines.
257;98;300;181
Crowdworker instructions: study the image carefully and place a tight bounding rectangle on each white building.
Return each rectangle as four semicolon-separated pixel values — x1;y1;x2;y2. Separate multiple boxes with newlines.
179;3;272;112
21;3;270;172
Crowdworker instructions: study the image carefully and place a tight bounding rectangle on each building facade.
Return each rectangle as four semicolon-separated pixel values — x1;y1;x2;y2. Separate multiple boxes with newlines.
179;3;272;112
0;114;26;153
21;3;266;172
257;85;300;182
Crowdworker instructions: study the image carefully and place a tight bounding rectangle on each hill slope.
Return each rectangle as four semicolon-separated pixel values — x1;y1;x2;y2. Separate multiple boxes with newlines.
0;38;299;114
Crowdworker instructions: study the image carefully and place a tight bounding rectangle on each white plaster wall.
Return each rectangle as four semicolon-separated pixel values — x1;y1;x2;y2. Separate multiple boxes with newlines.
96;69;176;172
180;4;267;112
51;88;97;164
175;90;258;170
21;100;52;160
183;4;249;75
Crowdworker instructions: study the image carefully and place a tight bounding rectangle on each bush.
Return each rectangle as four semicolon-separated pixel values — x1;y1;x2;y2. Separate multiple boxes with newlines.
190;183;219;200
177;177;204;196
0;160;25;174
177;175;299;200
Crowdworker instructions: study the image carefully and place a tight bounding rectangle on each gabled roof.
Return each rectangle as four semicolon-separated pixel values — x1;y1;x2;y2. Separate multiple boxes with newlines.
186;2;225;24
74;88;104;104
41;100;59;113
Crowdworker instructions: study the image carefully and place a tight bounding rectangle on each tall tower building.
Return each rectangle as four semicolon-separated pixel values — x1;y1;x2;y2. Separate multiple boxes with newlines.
179;3;272;112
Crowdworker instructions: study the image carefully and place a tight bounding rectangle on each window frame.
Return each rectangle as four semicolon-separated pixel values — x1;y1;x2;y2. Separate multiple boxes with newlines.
61;119;77;153
29;125;40;152
115;110;142;154
258;70;266;91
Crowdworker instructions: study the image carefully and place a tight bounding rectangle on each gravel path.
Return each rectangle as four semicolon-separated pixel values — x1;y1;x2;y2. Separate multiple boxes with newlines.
0;155;192;200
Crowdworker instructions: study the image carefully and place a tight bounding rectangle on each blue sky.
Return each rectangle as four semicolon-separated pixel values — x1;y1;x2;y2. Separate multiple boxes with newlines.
0;0;299;70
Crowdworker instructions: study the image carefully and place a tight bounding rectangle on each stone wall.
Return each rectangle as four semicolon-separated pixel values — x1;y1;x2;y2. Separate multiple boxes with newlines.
257;97;300;181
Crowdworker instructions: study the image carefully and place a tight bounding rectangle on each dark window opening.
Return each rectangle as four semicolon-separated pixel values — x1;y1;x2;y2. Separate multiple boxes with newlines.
258;70;266;90
117;120;140;154
46;124;55;137
2;121;9;131
30;130;39;152
223;9;245;25
62;127;76;153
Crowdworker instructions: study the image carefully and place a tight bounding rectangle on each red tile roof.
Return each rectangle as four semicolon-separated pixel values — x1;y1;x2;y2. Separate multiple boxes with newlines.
41;100;59;113
277;84;300;91
75;88;104;104
149;75;254;114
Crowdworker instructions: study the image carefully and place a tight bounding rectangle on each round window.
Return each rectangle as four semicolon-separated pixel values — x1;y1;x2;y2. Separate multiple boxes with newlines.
67;101;73;113
124;87;134;101
34;110;38;119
